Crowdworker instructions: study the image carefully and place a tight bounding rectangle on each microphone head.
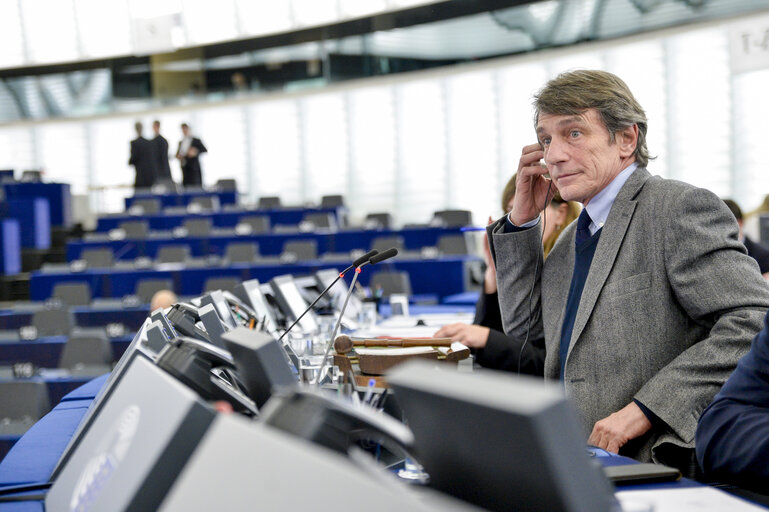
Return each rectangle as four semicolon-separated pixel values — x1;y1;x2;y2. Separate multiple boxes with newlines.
353;249;379;268
369;247;398;264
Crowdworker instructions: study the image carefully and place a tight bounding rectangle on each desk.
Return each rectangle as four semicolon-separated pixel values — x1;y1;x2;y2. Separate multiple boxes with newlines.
0;303;148;332
30;255;481;301
67;226;463;261
95;206;345;233
0;334;132;368
125;190;237;210
2;198;50;250
1;374;767;511
2;183;71;228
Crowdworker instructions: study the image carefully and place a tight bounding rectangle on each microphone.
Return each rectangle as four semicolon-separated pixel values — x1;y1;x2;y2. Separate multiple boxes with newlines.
277;250;378;342
368;247;398;264
315;247;399;384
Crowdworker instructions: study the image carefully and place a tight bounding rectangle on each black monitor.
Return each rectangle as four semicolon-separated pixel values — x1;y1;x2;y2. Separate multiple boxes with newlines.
387;362;616;512
165;303;211;343
231;279;279;335
221;327;297;408
198;303;228;349
269;275;319;334
200;290;237;330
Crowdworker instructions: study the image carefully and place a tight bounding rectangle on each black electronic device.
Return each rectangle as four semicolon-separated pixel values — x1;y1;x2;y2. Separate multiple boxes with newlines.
150;308;178;339
46;356;217;512
198;303;228;349
158;414;474;511
387;362;616;512
145;320;170;354
165;303;211;343
269;275;320;334
51;320;160;480
199;290;237;329
279;251;379;339
603;463;681;484
220;290;259;327
260;387;414;459
155;335;257;415
231;279;279;335
221;327;298;408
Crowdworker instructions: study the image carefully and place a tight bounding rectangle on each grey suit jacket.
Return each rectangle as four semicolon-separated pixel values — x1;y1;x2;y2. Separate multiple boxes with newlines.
487;167;769;462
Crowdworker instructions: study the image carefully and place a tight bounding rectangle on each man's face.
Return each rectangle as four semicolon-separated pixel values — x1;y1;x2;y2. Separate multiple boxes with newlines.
181;125;189;136
153;123;160;135
536;109;635;205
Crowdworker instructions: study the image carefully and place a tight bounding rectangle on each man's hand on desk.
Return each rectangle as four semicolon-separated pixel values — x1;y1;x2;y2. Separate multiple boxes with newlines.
433;323;490;349
587;402;652;454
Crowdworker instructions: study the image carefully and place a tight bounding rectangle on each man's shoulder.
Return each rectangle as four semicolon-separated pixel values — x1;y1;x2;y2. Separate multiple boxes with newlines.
635;171;719;208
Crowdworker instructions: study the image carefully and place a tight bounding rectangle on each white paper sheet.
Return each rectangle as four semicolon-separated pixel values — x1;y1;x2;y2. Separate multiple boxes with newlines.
616;487;766;512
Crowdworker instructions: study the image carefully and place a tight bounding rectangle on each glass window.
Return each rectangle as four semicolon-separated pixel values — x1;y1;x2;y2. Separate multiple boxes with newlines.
395;79;447;224
347;86;397;224
300;92;349;203
248;100;303;205
445;70;498;225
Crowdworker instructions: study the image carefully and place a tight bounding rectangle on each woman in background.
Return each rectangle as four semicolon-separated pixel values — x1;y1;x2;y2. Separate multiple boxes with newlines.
433;175;579;374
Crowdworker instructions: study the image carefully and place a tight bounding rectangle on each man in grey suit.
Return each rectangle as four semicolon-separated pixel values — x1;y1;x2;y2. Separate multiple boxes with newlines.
487;70;769;469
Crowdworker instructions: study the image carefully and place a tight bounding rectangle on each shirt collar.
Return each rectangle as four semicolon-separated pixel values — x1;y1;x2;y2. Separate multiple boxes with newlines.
583;162;638;234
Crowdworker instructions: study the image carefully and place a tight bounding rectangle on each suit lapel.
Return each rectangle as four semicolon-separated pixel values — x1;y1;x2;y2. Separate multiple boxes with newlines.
565;168;651;360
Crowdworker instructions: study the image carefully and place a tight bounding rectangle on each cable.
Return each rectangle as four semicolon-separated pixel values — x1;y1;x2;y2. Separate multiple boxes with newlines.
517;181;552;375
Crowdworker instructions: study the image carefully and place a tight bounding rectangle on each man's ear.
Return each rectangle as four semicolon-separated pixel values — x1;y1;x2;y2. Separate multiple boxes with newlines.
616;124;639;159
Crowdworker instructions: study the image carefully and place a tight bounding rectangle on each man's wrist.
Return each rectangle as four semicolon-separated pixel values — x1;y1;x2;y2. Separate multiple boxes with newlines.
505;213;540;233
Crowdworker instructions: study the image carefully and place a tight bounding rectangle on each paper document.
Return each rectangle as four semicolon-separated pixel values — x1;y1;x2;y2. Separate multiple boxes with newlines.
616;487;766;511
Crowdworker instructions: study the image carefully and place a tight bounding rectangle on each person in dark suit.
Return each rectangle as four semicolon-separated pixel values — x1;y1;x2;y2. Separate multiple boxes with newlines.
488;70;769;470
176;123;207;187
128;121;153;190
150;120;174;185
723;198;769;278
696;310;769;492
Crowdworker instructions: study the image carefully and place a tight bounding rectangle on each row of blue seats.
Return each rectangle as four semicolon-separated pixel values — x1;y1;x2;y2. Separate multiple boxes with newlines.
67;226;469;262
30;256;479;301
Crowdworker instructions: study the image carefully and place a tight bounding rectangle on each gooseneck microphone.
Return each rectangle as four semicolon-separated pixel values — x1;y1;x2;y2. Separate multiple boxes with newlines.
278;250;378;342
368;247;398;265
315;247;399;384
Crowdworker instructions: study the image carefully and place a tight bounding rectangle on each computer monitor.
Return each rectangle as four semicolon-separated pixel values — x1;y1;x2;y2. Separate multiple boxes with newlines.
200;290;237;330
269;275;319;334
231;279;279;336
387;362;616;512
51;319;161;479
198;303;228;349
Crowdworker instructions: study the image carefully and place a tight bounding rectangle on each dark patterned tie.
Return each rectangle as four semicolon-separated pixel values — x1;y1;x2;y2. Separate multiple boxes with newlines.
575;208;592;247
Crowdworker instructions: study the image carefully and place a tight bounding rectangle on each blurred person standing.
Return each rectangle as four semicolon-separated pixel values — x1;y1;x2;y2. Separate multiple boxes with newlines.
176;123;207;187
150;120;174;186
128;121;153;190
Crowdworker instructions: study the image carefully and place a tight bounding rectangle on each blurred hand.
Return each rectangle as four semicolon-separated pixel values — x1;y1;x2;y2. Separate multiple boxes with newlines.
433;323;490;349
510;143;556;226
188;147;199;157
587;402;652;454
